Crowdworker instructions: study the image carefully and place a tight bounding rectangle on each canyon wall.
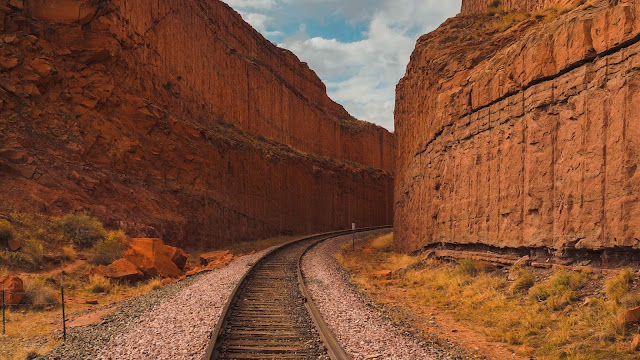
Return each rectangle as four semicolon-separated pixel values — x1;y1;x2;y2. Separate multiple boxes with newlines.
461;0;568;15
395;0;640;254
0;0;394;247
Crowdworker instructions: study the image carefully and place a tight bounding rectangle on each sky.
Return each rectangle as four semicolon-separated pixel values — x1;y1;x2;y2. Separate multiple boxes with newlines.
224;0;461;131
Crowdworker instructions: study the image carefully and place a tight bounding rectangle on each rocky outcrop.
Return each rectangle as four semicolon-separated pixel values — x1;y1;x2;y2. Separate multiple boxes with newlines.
395;0;640;254
125;238;184;278
461;0;569;15
0;0;394;247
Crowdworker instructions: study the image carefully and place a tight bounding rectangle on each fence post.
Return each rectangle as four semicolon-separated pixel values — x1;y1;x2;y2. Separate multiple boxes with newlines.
61;276;66;341
2;284;5;335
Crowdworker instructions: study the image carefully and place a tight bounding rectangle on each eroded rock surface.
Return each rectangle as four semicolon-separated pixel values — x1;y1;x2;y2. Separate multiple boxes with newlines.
0;0;394;247
395;0;640;253
461;0;570;15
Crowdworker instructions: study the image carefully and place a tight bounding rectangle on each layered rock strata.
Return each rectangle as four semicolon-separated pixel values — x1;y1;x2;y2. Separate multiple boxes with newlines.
461;0;569;15
0;0;394;247
395;0;640;253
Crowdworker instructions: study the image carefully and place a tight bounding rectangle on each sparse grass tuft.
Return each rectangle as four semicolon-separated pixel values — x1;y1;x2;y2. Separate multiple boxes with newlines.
511;270;535;293
145;278;163;292
23;277;60;309
606;268;634;304
88;274;113;294
0;249;30;268
61;245;76;261
495;12;530;31
55;213;106;249
458;258;480;277
23;238;44;267
370;233;394;250
90;231;127;265
0;218;15;247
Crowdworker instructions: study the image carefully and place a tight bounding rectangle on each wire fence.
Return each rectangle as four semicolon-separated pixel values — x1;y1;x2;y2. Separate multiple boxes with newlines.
2;277;67;340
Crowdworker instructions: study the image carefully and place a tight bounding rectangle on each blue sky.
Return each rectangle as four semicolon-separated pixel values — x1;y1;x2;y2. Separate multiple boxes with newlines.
224;0;461;131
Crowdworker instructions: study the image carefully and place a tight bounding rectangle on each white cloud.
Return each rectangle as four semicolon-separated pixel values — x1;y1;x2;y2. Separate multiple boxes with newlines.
223;0;461;130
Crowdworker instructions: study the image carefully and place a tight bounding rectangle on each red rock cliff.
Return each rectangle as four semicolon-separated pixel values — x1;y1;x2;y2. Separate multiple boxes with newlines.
395;0;640;254
0;0;394;246
461;0;568;15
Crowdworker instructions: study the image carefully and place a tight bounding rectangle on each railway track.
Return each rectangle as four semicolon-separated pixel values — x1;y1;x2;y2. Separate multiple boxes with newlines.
203;227;390;360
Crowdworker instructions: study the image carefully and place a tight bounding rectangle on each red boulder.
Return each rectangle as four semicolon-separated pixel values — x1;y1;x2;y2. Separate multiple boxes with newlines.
0;276;24;305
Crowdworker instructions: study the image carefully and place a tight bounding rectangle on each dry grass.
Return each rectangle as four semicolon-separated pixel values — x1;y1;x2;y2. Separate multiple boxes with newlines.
144;278;163;292
494;12;530;31
87;274;113;294
338;233;640;360
23;277;60;309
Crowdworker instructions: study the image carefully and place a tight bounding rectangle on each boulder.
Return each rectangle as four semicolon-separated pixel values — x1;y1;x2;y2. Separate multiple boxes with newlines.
161;245;189;270
7;237;20;251
91;258;144;282
0;276;24;305
199;250;232;266
618;306;640;327
125;238;181;278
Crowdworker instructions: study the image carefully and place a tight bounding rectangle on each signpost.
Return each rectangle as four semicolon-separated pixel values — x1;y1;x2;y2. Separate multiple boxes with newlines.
352;223;356;251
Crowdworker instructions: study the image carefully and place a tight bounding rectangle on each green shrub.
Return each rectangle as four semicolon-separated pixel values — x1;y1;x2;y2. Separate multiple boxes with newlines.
511;270;536;293
23;238;44;267
605;268;634;303
56;213;106;249
0;219;15;247
458;258;480;277
91;231;127;265
0;250;29;268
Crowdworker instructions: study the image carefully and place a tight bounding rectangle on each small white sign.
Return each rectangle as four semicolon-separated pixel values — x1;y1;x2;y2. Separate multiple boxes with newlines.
352;223;356;230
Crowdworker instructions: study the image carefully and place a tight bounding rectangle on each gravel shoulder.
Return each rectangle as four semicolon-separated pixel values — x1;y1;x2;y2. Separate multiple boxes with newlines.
302;232;466;360
41;248;273;360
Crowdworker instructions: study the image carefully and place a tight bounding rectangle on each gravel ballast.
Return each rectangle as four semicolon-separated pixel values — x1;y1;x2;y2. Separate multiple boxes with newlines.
42;248;272;360
302;232;465;360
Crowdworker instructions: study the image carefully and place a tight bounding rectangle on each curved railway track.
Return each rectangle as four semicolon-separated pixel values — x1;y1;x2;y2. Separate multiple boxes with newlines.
203;227;391;360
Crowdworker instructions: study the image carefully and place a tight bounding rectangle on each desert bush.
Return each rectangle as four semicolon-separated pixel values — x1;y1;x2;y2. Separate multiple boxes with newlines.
90;231;127;265
458;258;480;277
61;245;76;261
0;219;15;247
88;274;113;293
56;213;106;249
23;238;44;267
23;277;60;309
511;270;536;293
0;250;30;268
529;270;587;309
370;233;394;250
605;268;634;303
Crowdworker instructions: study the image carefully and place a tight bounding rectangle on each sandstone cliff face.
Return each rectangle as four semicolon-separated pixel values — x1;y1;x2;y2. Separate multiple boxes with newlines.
0;0;394;246
461;0;568;15
396;0;640;253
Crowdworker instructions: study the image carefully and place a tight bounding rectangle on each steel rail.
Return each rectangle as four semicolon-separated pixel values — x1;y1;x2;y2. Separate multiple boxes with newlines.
203;226;391;360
